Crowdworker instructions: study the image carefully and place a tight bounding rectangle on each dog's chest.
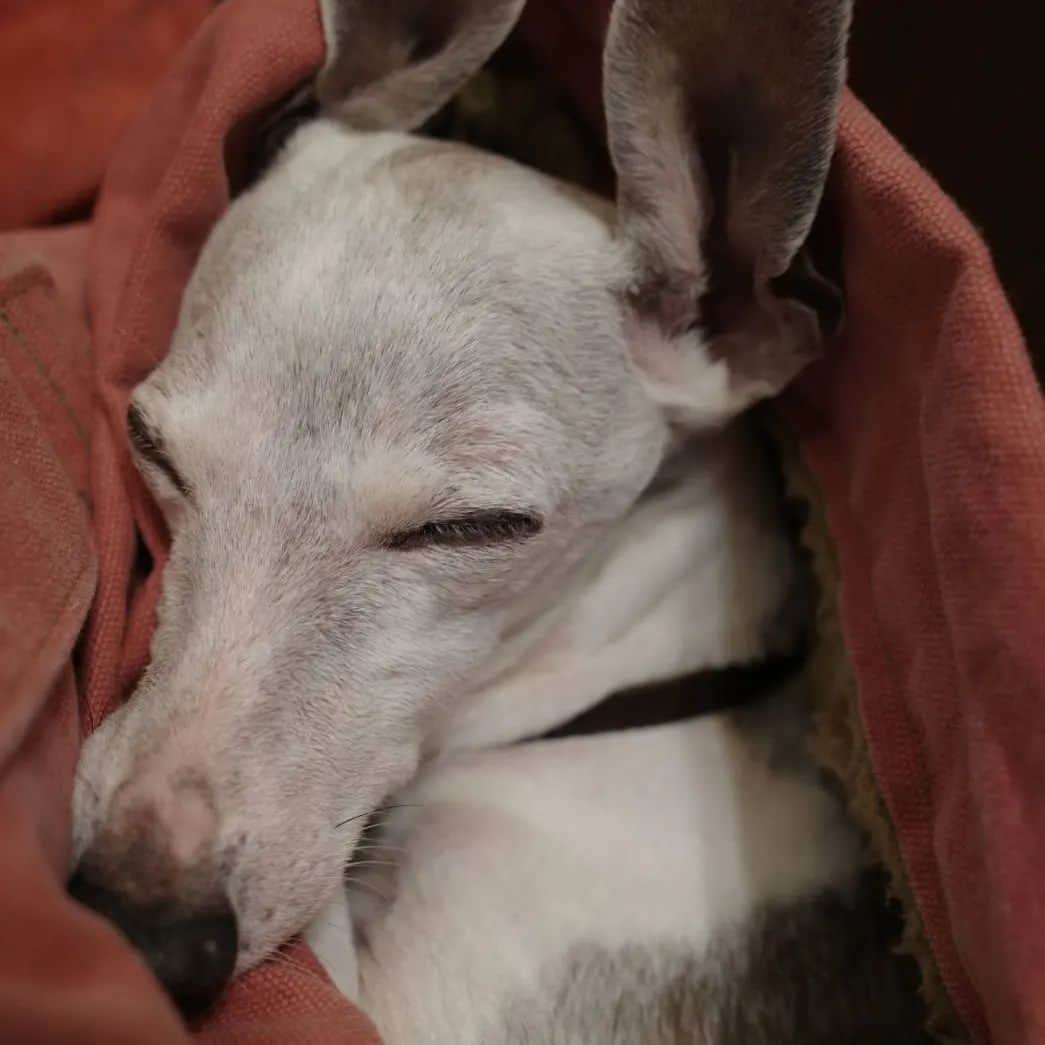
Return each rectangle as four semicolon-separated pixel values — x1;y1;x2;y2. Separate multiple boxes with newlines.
345;712;863;1044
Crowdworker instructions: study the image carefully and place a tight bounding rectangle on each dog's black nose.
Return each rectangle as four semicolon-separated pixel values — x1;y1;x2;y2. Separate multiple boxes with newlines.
68;870;238;1015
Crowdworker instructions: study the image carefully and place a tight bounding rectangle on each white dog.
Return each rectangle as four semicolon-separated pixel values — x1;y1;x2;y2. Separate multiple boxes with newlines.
312;688;930;1043
70;0;928;1039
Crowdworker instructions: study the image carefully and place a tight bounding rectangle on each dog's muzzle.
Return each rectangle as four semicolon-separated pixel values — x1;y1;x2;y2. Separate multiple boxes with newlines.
68;868;238;1015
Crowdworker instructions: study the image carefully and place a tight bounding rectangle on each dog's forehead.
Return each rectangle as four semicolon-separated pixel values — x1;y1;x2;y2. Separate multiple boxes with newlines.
173;128;618;393
142;125;649;506
155;124;631;444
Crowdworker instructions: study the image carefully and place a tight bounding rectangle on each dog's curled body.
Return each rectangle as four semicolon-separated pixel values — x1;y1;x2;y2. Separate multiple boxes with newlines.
315;692;929;1045
63;0;931;1037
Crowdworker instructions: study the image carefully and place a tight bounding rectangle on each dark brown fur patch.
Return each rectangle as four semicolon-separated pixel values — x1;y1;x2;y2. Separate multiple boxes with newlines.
501;869;931;1044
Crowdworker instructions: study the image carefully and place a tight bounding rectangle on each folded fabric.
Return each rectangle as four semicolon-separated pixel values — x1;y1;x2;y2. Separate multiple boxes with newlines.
785;100;1045;1044
0;1;1040;1043
0;1;216;229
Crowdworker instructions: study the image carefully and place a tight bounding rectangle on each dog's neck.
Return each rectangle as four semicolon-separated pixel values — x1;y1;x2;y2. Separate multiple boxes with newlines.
429;422;797;754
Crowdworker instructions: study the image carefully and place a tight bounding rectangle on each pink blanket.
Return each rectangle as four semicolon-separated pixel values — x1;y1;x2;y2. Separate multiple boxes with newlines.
0;1;1040;1042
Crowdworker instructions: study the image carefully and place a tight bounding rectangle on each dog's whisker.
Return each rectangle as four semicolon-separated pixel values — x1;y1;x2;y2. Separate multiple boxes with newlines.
357;840;402;859
350;843;409;856
350;821;392;845
356;816;391;834
265;951;328;988
346;859;400;871
335;803;424;831
345;875;394;903
275;950;331;981
343;824;396;848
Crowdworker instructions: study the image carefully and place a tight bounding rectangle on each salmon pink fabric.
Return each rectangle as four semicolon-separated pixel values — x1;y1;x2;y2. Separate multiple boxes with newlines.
0;1;216;229
0;231;187;1044
0;0;1041;1042
782;100;1045;1045
1;1;379;1041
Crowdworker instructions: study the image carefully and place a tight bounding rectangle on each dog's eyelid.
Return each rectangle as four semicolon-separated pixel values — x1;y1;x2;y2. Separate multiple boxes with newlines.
127;402;192;499
383;509;543;551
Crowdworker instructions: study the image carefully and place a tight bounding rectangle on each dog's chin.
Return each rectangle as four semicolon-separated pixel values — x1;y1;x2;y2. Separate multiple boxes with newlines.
225;850;352;978
235;893;334;976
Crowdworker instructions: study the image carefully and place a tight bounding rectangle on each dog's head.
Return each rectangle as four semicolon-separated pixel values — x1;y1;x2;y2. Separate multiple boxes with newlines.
71;0;850;1013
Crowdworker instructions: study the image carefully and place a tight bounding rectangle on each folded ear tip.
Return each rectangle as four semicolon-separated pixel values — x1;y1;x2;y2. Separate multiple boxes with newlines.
317;0;527;131
627;276;704;341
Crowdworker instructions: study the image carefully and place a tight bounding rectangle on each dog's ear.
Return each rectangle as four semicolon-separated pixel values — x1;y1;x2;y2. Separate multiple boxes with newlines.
317;0;526;131
605;0;852;425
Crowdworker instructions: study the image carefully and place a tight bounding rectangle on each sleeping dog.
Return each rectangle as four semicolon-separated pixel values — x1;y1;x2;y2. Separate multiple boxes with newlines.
70;0;930;1039
314;688;929;1044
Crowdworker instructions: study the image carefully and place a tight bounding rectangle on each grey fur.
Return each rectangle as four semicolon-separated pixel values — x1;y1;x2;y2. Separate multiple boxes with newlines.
72;0;858;1004
499;876;930;1045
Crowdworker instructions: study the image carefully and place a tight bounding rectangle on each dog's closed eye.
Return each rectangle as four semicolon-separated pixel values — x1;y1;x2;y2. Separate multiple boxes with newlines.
128;402;191;498
384;510;543;551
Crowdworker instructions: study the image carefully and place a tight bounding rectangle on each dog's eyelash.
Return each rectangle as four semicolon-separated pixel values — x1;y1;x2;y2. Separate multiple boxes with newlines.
384;510;543;551
127;403;191;498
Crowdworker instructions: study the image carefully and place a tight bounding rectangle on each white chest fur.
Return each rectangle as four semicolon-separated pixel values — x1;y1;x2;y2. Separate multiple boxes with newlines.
430;423;798;752
309;704;860;1045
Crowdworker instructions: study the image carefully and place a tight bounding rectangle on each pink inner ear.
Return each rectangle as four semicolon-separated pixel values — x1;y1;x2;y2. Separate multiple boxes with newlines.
658;286;701;339
630;276;703;341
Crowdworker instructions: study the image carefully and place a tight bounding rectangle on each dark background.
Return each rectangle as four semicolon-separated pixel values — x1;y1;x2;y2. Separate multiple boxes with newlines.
848;2;1041;375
